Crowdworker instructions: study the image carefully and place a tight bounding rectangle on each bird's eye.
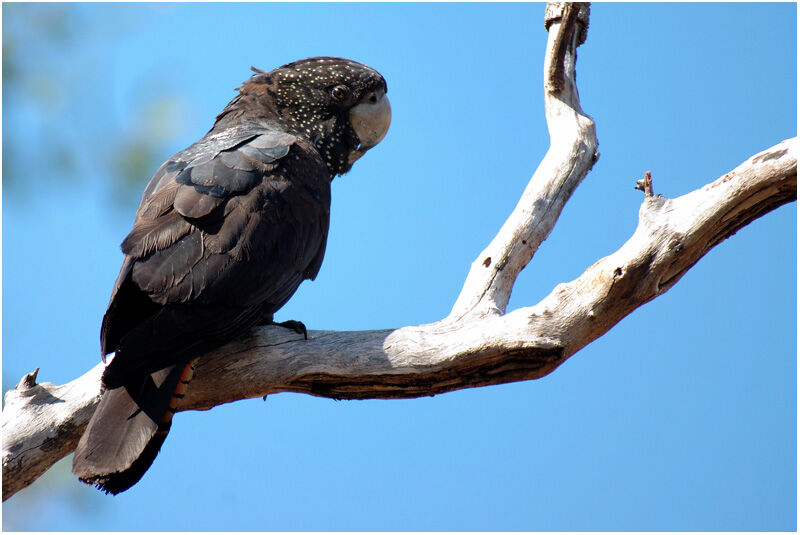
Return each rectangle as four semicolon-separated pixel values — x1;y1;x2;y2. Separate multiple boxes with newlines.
331;85;349;101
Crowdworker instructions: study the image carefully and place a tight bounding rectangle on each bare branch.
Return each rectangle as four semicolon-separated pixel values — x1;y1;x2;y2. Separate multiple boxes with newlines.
449;1;597;321
135;138;800;407
2;3;796;501
635;170;655;197
3;364;102;500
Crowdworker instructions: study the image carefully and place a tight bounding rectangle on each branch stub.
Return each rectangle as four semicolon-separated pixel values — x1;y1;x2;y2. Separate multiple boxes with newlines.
545;2;590;46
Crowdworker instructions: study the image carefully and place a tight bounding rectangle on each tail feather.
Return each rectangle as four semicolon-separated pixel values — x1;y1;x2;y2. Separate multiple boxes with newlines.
72;361;196;494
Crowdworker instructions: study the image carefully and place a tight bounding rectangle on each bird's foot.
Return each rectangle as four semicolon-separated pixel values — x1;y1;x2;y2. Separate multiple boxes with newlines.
273;319;308;340
257;313;308;339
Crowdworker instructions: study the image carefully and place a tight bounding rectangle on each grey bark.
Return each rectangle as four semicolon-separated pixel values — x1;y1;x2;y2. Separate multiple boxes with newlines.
3;2;796;501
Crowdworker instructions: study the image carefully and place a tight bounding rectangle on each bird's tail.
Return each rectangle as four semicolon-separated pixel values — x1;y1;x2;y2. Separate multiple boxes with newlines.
72;360;196;495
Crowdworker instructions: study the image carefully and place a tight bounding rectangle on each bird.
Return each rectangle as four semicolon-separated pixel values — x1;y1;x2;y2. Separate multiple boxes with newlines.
72;57;391;494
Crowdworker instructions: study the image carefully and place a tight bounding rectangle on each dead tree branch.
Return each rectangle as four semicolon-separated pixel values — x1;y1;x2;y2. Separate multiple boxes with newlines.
3;2;796;501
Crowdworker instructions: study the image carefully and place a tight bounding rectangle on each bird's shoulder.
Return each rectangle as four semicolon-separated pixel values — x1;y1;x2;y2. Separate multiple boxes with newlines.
107;121;330;309
120;121;326;258
138;122;295;214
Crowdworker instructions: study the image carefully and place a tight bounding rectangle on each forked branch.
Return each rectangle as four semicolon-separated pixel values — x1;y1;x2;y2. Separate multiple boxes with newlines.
3;3;796;502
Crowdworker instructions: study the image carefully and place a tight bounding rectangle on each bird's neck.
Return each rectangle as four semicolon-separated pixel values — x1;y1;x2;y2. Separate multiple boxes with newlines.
213;92;283;131
212;91;357;177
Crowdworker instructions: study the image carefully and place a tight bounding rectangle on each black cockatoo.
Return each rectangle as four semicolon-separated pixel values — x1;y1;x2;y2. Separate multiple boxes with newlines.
72;57;391;494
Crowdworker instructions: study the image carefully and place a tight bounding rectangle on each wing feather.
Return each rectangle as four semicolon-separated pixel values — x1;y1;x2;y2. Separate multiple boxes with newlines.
102;131;330;380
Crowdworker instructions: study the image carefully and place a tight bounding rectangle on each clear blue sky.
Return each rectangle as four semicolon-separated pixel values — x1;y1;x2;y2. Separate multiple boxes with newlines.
3;3;796;531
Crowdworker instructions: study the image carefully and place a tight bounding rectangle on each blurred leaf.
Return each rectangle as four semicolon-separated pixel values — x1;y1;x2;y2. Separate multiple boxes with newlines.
110;96;187;204
0;5;189;526
3;5;188;204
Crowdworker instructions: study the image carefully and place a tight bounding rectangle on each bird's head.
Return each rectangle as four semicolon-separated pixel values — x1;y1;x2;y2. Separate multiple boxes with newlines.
235;57;391;176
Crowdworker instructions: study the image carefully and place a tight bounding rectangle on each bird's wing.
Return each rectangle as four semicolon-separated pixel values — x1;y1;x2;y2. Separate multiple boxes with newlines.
122;126;297;257
78;131;330;494
100;130;330;381
102;125;294;314
101;127;293;353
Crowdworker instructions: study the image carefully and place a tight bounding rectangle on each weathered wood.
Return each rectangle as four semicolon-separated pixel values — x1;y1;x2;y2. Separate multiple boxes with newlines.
2;3;796;501
2;364;103;500
449;1;597;321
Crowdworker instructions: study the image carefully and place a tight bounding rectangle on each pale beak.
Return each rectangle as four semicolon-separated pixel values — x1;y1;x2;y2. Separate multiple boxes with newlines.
348;89;391;164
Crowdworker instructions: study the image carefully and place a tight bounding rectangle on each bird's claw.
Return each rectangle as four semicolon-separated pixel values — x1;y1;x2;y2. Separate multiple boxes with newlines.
274;319;308;340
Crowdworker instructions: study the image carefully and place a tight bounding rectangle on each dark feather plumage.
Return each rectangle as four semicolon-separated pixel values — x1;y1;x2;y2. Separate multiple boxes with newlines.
73;57;390;494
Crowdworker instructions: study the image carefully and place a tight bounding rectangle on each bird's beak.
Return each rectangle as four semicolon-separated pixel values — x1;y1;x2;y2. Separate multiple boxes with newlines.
348;89;391;165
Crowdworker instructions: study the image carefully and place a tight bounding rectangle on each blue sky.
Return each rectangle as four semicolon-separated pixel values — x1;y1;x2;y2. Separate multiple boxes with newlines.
2;2;796;531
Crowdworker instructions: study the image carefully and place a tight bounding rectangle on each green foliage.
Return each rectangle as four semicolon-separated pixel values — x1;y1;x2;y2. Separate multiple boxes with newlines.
2;5;188;527
111;97;187;204
2;4;187;207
